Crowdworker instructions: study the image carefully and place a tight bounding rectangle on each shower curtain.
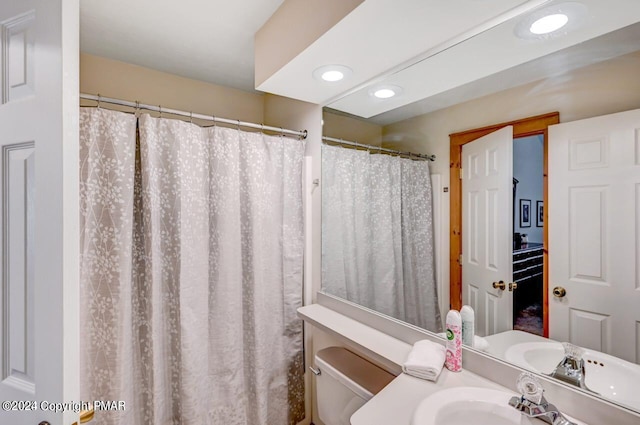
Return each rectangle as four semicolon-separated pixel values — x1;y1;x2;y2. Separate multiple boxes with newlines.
80;108;305;425
322;144;441;332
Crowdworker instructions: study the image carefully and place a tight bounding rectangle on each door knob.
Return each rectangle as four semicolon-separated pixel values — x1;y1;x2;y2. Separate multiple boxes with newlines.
492;280;506;290
553;286;567;298
509;282;518;291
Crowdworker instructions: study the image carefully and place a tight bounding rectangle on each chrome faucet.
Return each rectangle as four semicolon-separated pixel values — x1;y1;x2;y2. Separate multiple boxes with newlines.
549;343;598;395
509;372;578;425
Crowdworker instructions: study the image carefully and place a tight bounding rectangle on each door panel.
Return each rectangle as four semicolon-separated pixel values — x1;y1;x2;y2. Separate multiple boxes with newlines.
462;126;513;337
0;1;79;424
487;188;500;270
569;186;607;283
486;293;499;336
569;309;611;354
467;190;480;265
4;143;36;393
550;108;640;364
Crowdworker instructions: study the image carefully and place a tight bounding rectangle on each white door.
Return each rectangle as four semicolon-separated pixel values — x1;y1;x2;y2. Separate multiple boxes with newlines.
0;1;80;424
462;126;514;337
549;108;640;364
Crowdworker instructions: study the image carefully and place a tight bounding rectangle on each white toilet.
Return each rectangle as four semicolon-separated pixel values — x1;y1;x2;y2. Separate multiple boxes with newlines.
315;347;395;425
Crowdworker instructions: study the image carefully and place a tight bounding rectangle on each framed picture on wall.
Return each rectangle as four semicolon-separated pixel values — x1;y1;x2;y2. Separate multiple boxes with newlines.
520;199;531;228
536;201;544;227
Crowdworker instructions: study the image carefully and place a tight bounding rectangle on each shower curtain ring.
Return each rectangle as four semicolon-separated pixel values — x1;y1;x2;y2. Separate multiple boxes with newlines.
190;111;193;123
237;119;241;131
97;94;101;109
135;100;140;117
212;114;217;127
159;105;162;118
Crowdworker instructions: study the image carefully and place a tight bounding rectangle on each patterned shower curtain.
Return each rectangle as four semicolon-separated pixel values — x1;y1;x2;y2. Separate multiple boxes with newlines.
79;108;305;425
321;144;441;332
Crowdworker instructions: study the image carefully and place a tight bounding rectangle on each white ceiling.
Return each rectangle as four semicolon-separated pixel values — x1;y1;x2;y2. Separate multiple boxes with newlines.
362;21;640;125
80;0;284;92
328;0;640;121
256;0;545;104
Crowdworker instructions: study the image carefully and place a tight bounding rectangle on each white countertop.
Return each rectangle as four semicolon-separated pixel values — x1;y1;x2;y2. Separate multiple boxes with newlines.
350;368;514;425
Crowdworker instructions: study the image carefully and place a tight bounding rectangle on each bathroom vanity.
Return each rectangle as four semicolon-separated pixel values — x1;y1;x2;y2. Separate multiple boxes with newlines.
299;293;640;425
349;369;522;425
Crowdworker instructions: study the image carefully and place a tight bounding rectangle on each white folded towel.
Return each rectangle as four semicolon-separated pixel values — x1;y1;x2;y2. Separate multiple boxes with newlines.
402;339;446;381
437;333;490;352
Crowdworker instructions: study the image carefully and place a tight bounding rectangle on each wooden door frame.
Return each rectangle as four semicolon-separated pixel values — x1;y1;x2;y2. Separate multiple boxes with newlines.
449;112;559;337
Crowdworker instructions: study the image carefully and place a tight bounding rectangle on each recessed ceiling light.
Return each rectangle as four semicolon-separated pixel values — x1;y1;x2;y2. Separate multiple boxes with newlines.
514;2;587;40
321;70;344;82
312;65;352;83
369;84;403;100
374;88;396;99
529;13;569;35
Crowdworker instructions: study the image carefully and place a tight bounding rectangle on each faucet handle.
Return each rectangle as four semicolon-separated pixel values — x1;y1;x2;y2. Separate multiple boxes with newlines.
562;342;585;361
516;372;545;404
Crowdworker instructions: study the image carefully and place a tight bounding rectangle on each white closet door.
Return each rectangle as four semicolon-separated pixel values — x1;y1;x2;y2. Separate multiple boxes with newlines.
0;1;80;424
462;126;514;336
549;108;640;363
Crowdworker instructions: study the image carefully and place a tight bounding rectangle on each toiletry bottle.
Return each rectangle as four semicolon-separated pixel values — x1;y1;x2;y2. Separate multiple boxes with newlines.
445;310;462;372
460;305;475;348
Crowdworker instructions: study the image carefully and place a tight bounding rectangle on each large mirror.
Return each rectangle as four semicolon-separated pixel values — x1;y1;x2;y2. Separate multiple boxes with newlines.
320;0;640;414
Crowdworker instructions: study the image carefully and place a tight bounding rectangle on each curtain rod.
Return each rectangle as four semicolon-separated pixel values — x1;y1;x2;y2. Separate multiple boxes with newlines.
80;93;308;139
322;136;435;161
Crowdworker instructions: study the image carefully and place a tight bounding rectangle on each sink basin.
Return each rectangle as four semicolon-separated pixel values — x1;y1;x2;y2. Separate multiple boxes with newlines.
504;341;640;410
411;387;541;425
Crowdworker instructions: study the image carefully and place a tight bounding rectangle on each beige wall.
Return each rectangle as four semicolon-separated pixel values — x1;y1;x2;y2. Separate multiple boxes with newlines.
80;53;265;124
382;50;640;309
322;110;383;147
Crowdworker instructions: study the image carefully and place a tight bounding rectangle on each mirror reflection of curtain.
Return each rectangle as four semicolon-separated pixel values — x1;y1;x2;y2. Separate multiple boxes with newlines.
322;144;441;332
79;108;305;425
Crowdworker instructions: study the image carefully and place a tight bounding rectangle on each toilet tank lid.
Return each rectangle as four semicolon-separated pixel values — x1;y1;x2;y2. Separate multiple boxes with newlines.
315;347;395;398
